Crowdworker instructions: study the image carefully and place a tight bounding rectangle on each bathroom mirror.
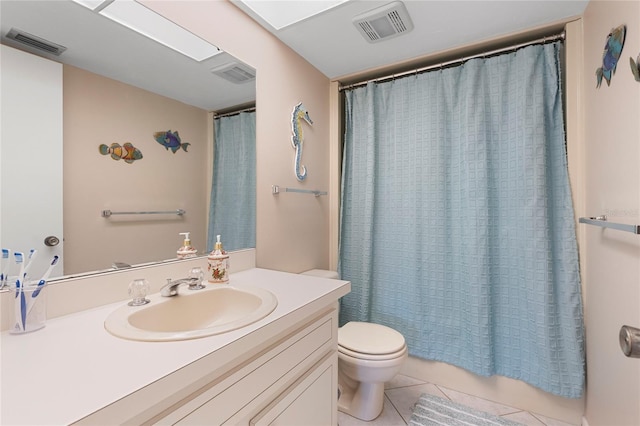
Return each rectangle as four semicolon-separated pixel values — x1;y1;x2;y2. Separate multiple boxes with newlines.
0;0;256;281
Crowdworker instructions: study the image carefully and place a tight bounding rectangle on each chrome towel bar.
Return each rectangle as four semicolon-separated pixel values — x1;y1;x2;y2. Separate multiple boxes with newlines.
102;209;186;218
579;215;640;235
272;185;327;197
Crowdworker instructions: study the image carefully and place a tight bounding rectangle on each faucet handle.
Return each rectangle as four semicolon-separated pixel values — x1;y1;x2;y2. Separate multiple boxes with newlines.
187;267;206;290
128;278;150;306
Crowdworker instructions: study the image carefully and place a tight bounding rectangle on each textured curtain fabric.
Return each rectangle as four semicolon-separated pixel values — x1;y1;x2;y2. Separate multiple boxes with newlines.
339;42;585;398
208;111;256;252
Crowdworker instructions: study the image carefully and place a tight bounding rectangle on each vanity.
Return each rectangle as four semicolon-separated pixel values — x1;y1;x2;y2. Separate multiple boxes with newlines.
0;265;350;425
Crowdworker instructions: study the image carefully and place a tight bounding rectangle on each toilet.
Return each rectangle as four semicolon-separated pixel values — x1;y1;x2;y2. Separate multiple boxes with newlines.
302;269;408;421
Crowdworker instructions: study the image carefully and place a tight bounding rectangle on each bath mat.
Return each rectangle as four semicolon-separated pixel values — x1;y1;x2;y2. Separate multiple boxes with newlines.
409;393;523;426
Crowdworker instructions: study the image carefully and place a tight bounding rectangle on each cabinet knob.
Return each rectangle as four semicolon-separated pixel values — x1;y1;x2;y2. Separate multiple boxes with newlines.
619;325;640;358
44;236;60;247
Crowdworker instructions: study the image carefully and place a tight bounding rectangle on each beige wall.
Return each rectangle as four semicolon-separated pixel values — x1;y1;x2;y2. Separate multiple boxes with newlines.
583;1;640;424
142;0;331;274
137;1;640;424
63;65;208;274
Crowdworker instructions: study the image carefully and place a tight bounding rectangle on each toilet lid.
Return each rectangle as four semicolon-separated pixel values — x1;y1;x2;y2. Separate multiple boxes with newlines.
339;321;406;355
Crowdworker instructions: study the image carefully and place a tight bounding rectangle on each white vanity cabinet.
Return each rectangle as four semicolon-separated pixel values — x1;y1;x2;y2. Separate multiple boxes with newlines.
76;304;339;426
2;268;349;426
156;308;338;425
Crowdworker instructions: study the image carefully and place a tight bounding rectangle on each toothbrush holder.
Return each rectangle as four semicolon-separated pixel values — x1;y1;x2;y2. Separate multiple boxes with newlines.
10;279;47;334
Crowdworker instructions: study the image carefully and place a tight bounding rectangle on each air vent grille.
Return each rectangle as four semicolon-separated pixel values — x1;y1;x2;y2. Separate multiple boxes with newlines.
388;10;408;32
211;62;256;84
357;21;380;42
353;1;414;43
6;28;67;56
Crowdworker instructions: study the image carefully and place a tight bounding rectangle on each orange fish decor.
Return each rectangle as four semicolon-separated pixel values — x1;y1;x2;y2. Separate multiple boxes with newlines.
99;142;143;163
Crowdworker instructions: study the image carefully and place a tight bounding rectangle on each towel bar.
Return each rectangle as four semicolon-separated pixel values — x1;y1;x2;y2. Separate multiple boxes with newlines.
578;216;640;235
102;209;186;218
272;185;327;197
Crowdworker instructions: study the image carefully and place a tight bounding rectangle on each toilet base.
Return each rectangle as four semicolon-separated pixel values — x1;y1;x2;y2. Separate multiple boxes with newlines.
337;371;386;421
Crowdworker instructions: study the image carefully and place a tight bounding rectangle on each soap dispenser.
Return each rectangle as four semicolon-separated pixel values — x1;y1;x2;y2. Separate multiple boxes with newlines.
177;232;197;259
207;235;229;283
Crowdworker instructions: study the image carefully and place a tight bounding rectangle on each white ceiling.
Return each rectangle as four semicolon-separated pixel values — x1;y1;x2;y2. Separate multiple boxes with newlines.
0;0;256;112
0;1;589;112
233;0;589;80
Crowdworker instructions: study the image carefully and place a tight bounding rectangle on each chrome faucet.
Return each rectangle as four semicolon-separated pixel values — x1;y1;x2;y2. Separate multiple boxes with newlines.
160;277;205;297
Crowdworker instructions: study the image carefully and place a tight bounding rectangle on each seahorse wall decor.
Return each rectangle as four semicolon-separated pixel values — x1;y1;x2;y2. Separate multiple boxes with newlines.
291;102;313;181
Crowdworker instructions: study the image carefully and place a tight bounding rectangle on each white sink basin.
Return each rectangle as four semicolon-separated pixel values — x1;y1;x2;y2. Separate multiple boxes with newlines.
104;285;277;341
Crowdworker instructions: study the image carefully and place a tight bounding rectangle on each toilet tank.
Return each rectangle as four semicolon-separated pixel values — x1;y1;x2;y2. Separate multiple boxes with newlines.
301;269;340;280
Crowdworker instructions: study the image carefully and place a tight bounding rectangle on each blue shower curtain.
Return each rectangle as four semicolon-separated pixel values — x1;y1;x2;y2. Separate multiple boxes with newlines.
339;42;585;398
208;111;256;252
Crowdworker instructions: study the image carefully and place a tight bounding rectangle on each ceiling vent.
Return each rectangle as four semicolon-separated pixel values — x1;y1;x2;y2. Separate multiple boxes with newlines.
353;1;414;43
211;62;256;84
5;28;67;56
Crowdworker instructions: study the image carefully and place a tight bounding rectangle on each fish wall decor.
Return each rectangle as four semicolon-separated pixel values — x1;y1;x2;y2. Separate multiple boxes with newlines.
596;24;626;88
99;142;143;163
291;102;313;181
153;130;190;153
630;53;640;82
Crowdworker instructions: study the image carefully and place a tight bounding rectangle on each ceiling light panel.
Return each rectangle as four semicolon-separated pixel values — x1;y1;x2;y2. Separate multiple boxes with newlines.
99;0;221;61
238;0;348;30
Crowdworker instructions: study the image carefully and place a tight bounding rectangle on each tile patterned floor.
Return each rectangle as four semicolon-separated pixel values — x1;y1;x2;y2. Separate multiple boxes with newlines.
337;375;579;426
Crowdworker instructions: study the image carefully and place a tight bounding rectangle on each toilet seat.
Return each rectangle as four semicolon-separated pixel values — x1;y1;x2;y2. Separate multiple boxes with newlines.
339;321;406;359
339;343;407;361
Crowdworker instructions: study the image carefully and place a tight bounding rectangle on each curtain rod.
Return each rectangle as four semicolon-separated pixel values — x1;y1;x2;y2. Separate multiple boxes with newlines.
339;32;565;92
214;106;256;118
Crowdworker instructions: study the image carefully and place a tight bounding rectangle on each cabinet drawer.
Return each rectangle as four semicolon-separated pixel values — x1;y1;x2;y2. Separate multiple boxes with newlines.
250;352;337;426
159;309;335;425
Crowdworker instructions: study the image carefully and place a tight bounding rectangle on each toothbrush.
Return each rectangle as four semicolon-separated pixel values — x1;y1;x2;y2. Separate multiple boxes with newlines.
27;278;48;317
14;278;24;332
40;255;58;281
26;256;59;321
31;280;46;298
14;252;24;298
32;255;59;298
0;248;9;289
22;249;37;282
14;252;27;331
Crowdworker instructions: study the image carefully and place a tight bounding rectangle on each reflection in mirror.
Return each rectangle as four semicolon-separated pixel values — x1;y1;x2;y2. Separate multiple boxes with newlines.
209;110;256;252
0;0;256;281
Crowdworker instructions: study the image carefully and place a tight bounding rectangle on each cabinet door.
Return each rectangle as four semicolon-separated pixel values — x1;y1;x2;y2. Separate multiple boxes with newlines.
251;353;337;426
168;313;335;425
0;45;64;277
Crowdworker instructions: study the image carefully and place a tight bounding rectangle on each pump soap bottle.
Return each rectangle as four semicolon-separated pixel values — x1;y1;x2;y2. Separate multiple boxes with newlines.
177;232;197;259
207;235;229;283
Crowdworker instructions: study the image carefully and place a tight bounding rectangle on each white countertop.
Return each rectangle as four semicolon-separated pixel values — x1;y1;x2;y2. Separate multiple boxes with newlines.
0;268;349;425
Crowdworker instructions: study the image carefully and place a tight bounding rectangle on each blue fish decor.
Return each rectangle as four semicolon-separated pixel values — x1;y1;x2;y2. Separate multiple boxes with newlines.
291;102;313;181
596;24;626;88
153;130;190;153
99;142;143;163
630;53;640;82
